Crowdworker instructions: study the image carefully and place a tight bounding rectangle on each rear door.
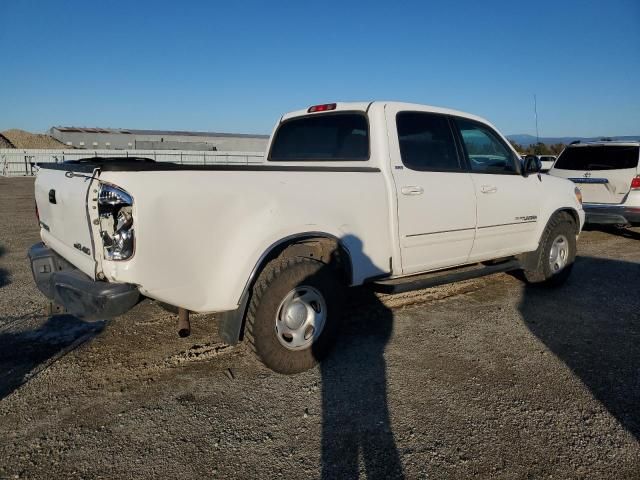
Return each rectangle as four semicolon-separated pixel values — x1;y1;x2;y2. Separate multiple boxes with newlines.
386;106;477;274
452;117;541;261
550;145;639;204
35;166;99;277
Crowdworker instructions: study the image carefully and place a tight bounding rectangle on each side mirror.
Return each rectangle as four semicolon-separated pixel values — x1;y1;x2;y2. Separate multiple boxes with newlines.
523;155;542;176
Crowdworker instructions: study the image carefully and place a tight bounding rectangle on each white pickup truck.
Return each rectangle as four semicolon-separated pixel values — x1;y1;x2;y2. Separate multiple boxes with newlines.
29;102;585;373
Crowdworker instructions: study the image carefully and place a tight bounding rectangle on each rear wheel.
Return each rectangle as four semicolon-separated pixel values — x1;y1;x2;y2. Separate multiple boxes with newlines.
245;256;345;374
522;212;577;286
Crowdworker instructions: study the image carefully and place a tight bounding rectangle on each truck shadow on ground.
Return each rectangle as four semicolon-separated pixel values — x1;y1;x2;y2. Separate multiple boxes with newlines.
0;269;9;289
0;244;9;288
308;235;404;479
0;315;104;400
317;287;404;479
519;255;640;440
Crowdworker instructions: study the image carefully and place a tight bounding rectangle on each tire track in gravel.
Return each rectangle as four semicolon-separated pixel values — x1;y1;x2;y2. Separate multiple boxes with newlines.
149;278;488;372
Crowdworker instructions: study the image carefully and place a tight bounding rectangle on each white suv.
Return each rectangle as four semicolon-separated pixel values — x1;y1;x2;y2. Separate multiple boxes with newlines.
538;155;557;172
549;142;640;226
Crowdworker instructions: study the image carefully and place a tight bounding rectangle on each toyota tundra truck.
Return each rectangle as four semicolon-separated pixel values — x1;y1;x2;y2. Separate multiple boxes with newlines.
29;102;585;373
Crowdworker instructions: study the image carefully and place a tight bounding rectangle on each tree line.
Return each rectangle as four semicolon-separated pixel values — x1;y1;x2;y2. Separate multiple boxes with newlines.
508;141;566;156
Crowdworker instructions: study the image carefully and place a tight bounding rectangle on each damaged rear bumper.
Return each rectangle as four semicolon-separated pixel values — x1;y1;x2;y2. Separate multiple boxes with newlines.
28;242;140;320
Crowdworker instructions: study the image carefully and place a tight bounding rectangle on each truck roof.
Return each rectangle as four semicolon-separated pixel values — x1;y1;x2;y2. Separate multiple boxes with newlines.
280;101;494;126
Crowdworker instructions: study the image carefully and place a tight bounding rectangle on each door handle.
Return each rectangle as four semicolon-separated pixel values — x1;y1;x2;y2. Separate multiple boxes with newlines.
480;185;497;194
401;186;424;195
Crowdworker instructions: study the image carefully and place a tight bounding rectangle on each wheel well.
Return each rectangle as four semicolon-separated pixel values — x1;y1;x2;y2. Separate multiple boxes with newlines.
250;235;352;290
221;235;351;345
518;208;580;272
556;208;580;233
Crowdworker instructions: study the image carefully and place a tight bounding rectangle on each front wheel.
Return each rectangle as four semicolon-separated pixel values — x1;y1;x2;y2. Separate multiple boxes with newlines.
522;212;577;286
245;256;345;374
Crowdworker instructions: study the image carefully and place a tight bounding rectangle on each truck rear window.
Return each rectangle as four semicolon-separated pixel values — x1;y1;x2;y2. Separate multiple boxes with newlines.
554;145;639;170
269;113;369;161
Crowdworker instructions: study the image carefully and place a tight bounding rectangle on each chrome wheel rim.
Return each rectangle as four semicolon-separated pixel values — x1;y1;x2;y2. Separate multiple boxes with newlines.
275;286;326;351
549;234;569;273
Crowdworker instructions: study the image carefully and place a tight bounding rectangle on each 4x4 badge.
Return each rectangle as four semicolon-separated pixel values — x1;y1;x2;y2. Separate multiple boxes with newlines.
583;172;592;178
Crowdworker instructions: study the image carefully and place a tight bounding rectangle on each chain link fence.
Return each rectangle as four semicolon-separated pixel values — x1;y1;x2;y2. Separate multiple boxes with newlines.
0;149;265;177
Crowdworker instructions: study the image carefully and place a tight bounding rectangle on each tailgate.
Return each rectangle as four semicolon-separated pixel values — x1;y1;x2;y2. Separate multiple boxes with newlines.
551;145;639;204
35;167;100;278
553;168;636;204
552;167;637;204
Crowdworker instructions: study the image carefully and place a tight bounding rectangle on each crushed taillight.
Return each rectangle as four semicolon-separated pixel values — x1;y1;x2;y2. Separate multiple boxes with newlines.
631;176;640;190
98;183;135;261
308;103;337;113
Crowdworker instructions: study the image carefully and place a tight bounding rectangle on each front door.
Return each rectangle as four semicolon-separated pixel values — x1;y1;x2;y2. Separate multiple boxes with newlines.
386;106;477;275
453;117;541;261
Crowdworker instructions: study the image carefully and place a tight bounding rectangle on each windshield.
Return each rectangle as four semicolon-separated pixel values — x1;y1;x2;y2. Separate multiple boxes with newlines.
554;145;639;170
269;113;369;161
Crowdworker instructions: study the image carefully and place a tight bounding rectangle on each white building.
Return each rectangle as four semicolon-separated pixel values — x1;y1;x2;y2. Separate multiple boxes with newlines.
49;126;269;152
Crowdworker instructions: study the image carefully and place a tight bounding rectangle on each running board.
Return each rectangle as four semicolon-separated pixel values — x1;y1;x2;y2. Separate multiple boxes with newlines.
370;259;521;294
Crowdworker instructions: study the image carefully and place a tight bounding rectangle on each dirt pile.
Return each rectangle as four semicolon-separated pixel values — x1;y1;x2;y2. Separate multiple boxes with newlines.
0;133;14;149
1;129;69;149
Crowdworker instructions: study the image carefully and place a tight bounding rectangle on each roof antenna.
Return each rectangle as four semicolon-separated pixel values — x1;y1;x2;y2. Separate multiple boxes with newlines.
533;94;540;147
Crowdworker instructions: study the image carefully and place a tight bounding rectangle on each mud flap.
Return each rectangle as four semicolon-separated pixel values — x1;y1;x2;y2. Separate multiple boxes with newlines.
217;290;250;345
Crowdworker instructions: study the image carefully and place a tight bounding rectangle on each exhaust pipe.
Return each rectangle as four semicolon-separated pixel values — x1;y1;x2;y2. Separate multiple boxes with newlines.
178;308;191;337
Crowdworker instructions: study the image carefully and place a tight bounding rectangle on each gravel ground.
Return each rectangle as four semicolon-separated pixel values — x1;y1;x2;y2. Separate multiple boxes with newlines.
0;177;638;479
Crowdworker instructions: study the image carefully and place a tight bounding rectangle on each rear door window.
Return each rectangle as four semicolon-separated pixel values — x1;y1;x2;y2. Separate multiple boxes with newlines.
269;113;369;161
554;145;639;170
396;112;461;171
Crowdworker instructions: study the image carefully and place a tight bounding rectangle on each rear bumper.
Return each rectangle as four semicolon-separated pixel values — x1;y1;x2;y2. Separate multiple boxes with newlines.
583;203;640;225
28;243;140;320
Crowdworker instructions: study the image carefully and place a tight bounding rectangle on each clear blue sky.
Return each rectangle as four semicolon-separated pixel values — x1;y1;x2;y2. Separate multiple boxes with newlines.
2;0;638;137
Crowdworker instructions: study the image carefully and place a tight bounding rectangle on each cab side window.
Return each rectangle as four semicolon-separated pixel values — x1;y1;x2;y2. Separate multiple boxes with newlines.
396;112;461;171
455;119;518;174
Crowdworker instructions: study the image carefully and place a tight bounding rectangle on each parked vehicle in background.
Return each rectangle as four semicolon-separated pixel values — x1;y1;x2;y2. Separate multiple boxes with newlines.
29;102;585;374
549;142;640;226
519;155;556;173
538;155;556;172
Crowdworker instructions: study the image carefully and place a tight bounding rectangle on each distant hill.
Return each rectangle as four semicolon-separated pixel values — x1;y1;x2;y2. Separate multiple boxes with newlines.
507;134;640;146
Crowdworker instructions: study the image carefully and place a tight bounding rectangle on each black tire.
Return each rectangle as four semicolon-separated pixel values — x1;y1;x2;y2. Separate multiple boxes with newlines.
245;256;345;374
522;212;577;286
